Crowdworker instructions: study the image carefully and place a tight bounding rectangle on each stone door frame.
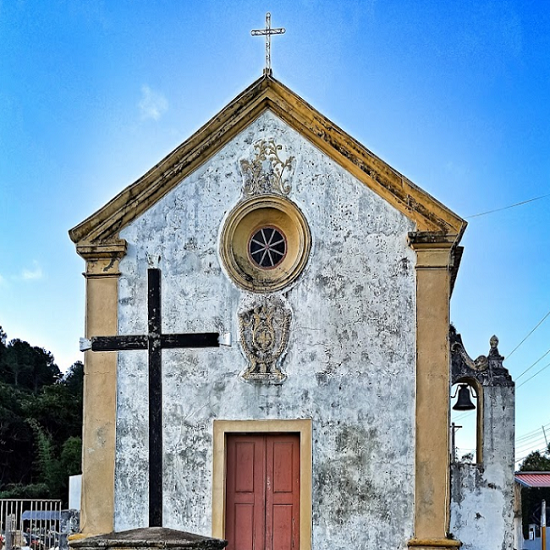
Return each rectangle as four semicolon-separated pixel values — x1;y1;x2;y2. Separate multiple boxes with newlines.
212;419;312;550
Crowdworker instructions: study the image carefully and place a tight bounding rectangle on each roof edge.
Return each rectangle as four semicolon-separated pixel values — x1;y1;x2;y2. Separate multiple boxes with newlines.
70;74;466;251
69;74;270;245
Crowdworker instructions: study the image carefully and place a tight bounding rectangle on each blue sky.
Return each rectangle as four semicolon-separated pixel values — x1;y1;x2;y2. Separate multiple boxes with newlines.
1;0;549;463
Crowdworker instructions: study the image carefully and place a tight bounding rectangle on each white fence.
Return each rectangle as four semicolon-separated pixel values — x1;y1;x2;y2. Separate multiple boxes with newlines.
0;499;62;550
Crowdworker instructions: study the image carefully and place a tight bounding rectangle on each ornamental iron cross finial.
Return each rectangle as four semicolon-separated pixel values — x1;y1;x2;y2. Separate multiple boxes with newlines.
251;12;285;75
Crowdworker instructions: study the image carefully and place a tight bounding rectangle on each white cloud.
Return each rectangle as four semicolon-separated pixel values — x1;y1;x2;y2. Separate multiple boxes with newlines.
139;85;168;121
21;261;43;281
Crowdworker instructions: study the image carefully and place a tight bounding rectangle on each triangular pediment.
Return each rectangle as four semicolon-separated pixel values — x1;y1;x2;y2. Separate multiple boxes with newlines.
69;74;466;256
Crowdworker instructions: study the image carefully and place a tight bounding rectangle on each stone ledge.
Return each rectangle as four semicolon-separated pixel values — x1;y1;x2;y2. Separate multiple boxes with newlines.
408;538;462;549
69;527;227;550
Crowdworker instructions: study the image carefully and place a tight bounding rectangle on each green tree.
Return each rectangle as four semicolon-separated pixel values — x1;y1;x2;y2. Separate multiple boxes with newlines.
24;421;82;503
26;382;82;443
520;447;550;472
0;339;61;392
0;327;83;505
63;361;84;397
0;382;34;487
60;436;82;478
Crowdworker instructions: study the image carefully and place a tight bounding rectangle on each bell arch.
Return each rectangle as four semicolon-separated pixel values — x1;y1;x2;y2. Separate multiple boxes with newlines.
450;376;483;464
450;326;513;466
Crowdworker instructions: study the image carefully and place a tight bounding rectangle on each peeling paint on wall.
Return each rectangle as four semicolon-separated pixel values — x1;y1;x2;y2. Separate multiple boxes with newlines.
114;111;417;548
450;330;515;550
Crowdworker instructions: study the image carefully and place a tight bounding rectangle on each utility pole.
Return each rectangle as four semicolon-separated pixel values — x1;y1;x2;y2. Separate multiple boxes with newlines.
451;422;462;463
542;499;546;550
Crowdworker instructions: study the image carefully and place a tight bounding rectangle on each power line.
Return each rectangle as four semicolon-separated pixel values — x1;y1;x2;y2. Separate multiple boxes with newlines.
515;447;547;463
506;309;550;360
515;445;549;465
452;410;474;422
452;350;550;419
466;193;550;219
516;430;548;445
516;423;550;442
516;423;550;443
516;436;547;453
515;347;550;381
451;348;550;403
451;341;550;421
517;359;550;389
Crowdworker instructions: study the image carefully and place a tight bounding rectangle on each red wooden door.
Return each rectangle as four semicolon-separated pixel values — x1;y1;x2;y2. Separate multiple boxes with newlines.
225;434;300;550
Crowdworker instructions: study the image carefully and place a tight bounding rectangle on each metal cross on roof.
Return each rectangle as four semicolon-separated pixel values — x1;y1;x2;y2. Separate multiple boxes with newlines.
251;12;285;75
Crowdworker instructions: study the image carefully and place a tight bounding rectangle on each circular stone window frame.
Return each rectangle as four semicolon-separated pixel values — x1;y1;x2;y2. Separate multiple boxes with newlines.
220;194;311;293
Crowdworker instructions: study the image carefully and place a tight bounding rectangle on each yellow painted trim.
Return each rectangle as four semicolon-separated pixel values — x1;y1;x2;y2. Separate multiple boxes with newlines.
408;538;462;548
79;262;119;535
212;419;312;550
409;236;460;544
69;75;466;251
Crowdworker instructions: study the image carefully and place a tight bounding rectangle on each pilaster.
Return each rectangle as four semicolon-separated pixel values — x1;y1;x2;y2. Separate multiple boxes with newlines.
408;232;461;550
78;242;126;535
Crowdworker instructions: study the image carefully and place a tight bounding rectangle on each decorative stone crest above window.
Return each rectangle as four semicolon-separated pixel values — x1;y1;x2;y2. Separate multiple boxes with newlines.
220;138;310;293
239;138;294;197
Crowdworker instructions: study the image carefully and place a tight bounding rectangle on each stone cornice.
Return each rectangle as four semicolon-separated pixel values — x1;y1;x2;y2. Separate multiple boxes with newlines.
76;240;127;275
408;232;455;268
76;240;127;260
69;75;466;251
408;231;459;248
408;232;463;294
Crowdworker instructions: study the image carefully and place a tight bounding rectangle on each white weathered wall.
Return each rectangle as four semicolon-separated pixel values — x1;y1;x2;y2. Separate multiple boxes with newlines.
114;111;417;549
450;386;516;550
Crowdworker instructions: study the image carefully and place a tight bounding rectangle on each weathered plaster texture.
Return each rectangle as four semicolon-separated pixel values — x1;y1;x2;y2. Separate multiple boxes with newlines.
115;111;417;548
450;385;515;549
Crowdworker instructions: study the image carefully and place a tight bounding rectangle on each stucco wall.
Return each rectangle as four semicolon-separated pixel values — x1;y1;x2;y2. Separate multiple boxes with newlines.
114;111;417;549
450;385;516;550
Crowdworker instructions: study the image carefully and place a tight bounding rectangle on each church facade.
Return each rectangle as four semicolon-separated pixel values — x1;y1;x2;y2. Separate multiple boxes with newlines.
70;75;514;549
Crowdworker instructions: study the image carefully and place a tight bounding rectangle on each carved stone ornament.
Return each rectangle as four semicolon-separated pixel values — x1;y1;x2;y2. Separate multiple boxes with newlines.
238;295;291;382
450;325;513;387
239;139;294;197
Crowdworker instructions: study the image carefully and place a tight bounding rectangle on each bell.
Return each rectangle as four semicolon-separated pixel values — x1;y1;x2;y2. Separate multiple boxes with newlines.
452;384;476;411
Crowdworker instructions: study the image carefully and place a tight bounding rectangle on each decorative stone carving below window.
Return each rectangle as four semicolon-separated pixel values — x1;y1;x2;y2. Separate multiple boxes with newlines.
239;139;294;197
238;295;291;382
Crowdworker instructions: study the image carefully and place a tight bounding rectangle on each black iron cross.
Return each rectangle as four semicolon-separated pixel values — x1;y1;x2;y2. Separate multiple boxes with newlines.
251;12;285;75
82;268;220;527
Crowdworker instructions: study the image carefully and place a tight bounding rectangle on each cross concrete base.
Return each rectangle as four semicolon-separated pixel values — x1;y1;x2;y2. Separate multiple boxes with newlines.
69;527;227;550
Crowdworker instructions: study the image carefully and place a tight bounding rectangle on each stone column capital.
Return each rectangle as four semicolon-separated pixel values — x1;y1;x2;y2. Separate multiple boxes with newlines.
76;240;128;277
408;232;459;270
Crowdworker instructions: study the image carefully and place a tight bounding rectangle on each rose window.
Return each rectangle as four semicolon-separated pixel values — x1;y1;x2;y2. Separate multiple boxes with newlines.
249;227;287;269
